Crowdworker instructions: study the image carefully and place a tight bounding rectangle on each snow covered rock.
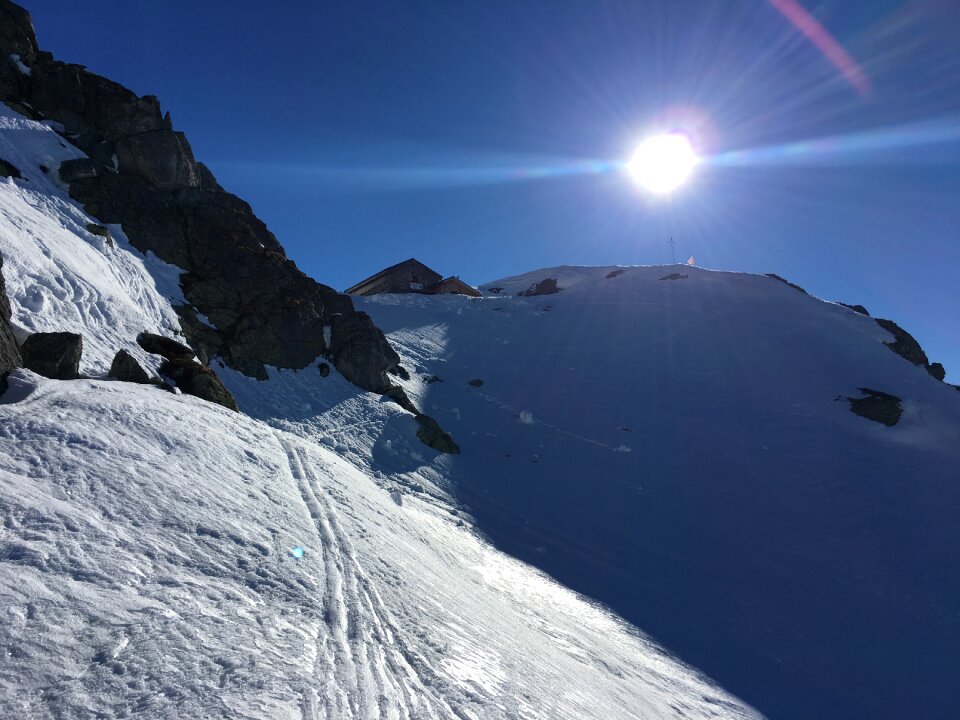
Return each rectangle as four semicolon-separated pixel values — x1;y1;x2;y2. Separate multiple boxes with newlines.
19;331;81;379
0;7;401;396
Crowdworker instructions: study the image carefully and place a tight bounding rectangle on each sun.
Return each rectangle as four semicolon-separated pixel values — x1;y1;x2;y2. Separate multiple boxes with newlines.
627;133;698;195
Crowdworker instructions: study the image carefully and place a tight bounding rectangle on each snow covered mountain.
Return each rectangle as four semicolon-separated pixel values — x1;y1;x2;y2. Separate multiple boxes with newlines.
0;100;758;718
2;3;959;719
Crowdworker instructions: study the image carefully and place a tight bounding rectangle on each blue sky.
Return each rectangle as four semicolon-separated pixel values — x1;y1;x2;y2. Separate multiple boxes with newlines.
23;0;960;379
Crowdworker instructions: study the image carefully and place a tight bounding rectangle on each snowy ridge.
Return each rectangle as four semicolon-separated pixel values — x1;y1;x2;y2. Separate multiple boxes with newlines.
0;372;758;719
0;103;186;375
354;265;960;720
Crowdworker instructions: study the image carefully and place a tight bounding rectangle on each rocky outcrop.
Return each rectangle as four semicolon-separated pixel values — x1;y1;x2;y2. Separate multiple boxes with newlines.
518;278;561;297
158;359;238;412
135;332;237;410
839;302;870;316
875;318;944;381
20;332;82;380
0;252;22;393
109;349;151;384
765;273;807;294
0;158;21;178
415;415;461;454
847;388;902;426
0;1;400;398
136;332;195;362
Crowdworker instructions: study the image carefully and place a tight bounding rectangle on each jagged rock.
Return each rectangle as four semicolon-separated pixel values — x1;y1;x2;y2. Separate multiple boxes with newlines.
0;0;37;62
317;362;330;378
518;278;561;297
874;318;945;380
0;158;21;178
172;307;221;366
847;388;902;426
765;274;807;294
468;378;484;387
424;374;442;384
389;365;410;381
108;349;150;384
659;273;688;281
115;129;200;191
158;358;238;411
839;302;870;316
85;222;109;237
196;162;223;192
137;332;195;361
415;414;460;454
58;158;98;183
1;1;401;397
20;332;82;380
384;385;418;414
0;252;22;393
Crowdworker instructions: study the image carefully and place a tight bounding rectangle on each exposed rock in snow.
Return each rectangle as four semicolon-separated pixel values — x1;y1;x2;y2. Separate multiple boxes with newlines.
108;348;151;384
0;251;20;391
19;331;82;379
847;387;903;426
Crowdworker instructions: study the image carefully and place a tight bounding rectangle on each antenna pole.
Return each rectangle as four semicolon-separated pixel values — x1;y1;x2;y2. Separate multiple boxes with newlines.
668;236;677;264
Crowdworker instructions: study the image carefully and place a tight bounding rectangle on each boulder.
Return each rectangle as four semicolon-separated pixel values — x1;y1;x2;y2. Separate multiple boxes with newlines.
136;332;195;361
928;363;946;382
467;378;484;387
108;349;150;384
847;388;902;427
0;252;22;393
20;332;82;379
158;358;238;411
415;414;460;454
518;278;561;297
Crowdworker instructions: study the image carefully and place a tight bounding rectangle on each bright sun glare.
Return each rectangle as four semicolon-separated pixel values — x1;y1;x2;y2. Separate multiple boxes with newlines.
627;133;698;195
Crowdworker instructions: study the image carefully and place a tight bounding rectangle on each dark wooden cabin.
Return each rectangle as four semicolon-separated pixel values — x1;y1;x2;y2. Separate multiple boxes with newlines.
345;258;480;297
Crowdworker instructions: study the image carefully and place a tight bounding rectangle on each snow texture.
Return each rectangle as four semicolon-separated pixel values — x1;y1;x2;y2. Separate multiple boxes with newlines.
0;102;757;718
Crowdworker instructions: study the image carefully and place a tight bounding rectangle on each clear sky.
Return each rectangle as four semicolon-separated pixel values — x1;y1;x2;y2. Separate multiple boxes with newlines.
22;0;960;379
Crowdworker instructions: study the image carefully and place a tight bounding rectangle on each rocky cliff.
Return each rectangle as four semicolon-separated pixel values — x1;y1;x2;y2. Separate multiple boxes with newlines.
0;0;398;394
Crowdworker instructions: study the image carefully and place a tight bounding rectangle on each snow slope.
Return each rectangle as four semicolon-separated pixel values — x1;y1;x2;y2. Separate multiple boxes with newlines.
0;371;757;719
0;101;757;717
353;266;960;720
0;103;188;375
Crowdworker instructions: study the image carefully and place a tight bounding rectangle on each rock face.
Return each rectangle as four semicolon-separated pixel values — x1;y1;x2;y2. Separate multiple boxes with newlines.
0;252;22;393
20;332;82;380
518;278;561;297
109;349;151;384
0;1;399;397
847;388;903;426
875;318;944;381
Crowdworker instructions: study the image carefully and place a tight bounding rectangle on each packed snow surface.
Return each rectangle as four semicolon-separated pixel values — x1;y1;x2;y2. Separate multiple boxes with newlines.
354;266;960;720
0;372;757;719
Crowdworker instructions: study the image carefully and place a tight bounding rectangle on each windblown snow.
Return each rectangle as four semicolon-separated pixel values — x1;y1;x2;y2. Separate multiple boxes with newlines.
0;101;759;718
